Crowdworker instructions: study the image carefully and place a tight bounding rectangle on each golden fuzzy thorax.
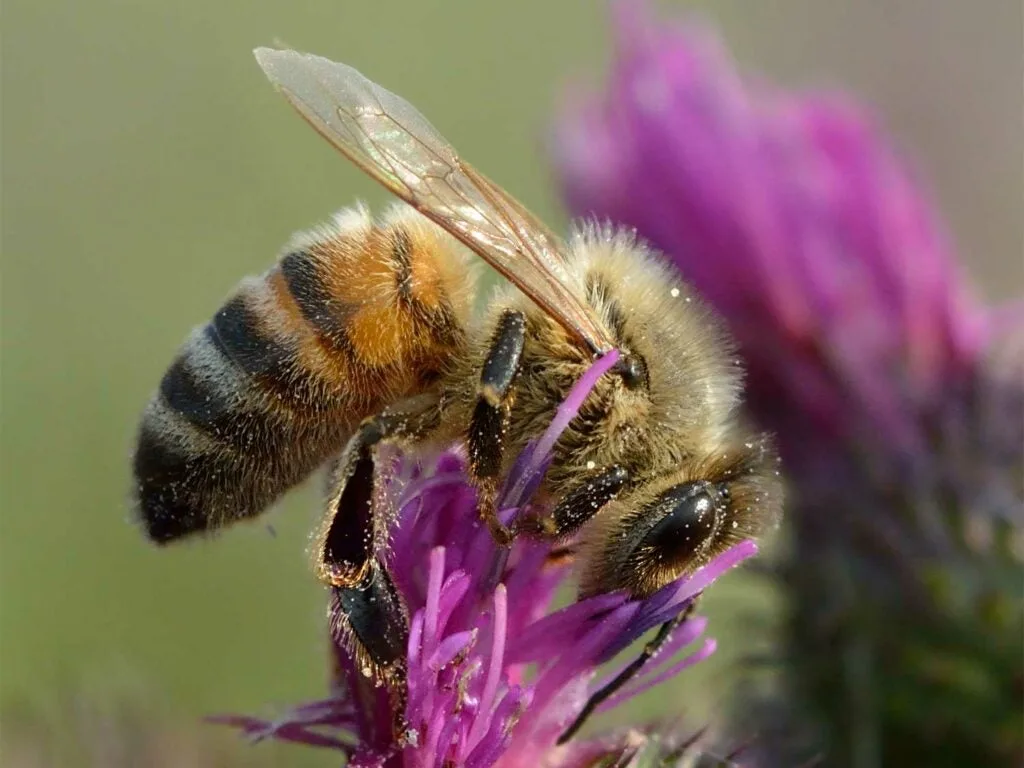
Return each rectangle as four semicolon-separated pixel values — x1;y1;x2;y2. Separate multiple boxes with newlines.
436;221;782;598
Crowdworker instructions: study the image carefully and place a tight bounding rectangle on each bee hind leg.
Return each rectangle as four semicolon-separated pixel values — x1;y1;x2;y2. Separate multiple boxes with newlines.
315;403;437;646
319;442;411;740
316;397;440;744
315;395;440;589
467;309;526;546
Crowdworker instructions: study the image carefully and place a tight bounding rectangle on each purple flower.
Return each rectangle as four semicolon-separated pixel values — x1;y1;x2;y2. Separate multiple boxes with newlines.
551;2;1022;764
213;351;759;767
552;0;989;472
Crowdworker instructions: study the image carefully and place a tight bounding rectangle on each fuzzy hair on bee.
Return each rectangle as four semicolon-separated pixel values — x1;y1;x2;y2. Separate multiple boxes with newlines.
135;46;784;741
132;203;479;543
431;222;782;597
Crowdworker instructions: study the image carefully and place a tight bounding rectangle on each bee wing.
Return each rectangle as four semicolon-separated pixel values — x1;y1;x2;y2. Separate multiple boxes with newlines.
254;48;615;354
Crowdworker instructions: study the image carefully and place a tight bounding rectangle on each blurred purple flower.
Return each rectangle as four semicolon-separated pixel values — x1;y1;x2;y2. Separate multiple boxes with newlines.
214;351;759;767
552;0;989;472
551;2;1022;764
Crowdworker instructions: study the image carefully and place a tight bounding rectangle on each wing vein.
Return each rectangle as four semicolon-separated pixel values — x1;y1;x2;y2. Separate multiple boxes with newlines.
255;47;616;353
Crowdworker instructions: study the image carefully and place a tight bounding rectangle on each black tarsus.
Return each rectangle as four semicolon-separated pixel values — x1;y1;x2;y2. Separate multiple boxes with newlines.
514;465;629;541
332;561;409;676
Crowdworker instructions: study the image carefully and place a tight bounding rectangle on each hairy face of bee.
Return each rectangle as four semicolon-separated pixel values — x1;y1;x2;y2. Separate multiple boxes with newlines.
578;434;782;599
463;223;782;599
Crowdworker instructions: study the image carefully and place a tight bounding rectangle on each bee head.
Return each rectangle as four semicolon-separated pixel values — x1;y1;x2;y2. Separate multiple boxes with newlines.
579;434;782;600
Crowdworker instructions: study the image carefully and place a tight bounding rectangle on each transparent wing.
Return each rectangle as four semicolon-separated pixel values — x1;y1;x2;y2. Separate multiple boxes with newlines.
254;47;615;354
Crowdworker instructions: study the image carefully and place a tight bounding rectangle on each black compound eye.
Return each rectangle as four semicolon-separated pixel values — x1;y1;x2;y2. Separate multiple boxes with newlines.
636;482;723;566
612;353;649;391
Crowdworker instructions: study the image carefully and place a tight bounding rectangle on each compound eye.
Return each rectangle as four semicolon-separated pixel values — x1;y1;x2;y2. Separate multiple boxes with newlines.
612;353;649;391
637;481;723;567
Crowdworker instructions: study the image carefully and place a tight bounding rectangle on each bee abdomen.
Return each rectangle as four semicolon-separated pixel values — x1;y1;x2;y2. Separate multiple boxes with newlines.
132;204;477;543
135;306;339;542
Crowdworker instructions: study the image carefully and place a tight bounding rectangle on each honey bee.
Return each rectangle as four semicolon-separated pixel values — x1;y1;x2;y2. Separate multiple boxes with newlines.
132;48;782;742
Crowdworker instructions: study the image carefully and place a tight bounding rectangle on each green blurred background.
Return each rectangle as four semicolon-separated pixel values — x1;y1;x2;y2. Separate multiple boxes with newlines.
3;0;1020;763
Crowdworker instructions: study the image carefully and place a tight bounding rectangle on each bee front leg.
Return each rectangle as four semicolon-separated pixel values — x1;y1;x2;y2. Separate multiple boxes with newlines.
557;602;695;744
467;309;526;546
512;465;630;541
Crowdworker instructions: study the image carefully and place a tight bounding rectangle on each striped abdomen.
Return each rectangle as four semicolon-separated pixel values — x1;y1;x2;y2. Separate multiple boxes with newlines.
133;204;477;542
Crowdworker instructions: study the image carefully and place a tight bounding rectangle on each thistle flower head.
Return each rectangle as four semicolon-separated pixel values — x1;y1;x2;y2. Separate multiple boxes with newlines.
551;2;1023;764
553;0;989;472
216;351;759;767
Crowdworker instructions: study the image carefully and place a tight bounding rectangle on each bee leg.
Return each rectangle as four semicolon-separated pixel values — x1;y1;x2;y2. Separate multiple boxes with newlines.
556;602;696;744
320;439;412;738
330;559;409;690
315;397;440;739
513;465;629;541
331;558;417;747
315;395;440;588
467;309;526;546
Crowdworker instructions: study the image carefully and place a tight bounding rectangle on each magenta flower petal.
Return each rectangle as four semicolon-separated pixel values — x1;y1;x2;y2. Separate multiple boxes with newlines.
500;348;620;511
552;0;989;471
215;352;757;766
551;2;1023;763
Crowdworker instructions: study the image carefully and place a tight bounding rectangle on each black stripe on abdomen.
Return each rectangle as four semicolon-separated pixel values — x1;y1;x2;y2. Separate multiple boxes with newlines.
158;355;235;438
280;250;355;353
133;422;210;543
206;293;293;380
132;410;293;544
204;290;329;408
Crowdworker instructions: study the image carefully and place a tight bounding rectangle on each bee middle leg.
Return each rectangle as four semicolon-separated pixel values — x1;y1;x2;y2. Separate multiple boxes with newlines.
467;308;526;546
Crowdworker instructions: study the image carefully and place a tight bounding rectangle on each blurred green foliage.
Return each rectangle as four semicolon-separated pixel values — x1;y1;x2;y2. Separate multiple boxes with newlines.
2;0;1017;761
